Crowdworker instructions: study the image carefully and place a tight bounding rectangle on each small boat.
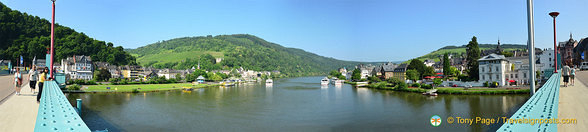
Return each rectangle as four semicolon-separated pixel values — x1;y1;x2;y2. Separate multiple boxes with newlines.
266;79;273;85
330;77;339;84
321;77;329;85
182;87;193;91
422;89;438;96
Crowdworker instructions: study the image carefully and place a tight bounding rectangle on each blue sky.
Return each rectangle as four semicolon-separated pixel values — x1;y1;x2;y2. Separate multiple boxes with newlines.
2;0;587;62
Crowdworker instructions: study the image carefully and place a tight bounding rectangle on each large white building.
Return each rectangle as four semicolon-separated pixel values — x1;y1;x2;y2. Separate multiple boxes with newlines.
478;54;510;86
62;55;93;80
537;49;555;74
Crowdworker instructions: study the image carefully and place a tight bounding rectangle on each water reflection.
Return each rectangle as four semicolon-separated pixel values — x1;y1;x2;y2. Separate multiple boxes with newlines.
67;76;528;132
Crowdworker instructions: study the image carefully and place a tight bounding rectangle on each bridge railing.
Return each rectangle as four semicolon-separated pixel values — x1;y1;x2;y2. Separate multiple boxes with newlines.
35;81;91;132
498;73;561;131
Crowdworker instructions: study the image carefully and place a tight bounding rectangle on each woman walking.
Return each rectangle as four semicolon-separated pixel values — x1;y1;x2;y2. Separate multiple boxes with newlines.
14;68;23;95
29;66;38;93
37;67;49;102
570;65;576;86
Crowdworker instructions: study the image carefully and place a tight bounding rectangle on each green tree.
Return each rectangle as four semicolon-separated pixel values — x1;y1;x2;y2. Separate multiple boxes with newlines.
93;68;111;81
405;69;419;81
175;73;183;82
449;66;460;77
433;78;443;89
466;36;481;81
368;75;381;82
423;66;435;77
502;51;514;57
443;53;450;78
351;68;361;81
407;59;426;79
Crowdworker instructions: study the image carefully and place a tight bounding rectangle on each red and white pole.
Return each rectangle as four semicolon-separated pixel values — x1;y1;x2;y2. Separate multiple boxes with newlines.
50;0;55;77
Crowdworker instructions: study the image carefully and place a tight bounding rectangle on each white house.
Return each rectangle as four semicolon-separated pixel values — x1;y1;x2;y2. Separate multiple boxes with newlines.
478;54;509;86
61;55;93;80
537;49;555;78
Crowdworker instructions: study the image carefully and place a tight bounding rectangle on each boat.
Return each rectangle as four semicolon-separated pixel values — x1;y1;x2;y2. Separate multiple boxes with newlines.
422;89;438;96
266;79;273;85
330;77;339;84
321;77;329;85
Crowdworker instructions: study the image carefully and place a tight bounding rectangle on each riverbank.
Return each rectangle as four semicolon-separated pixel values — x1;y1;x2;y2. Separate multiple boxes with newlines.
80;83;223;93
352;82;529;95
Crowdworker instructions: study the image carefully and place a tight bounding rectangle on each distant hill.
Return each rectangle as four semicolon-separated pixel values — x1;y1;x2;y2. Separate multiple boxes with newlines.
127;34;365;77
411;44;527;63
0;2;136;66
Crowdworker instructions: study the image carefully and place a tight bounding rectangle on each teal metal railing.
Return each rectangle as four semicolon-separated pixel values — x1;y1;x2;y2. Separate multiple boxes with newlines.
498;73;560;131
34;81;91;132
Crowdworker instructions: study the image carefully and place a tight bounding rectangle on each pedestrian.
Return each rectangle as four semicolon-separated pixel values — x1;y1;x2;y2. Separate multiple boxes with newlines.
570;64;576;86
14;68;23;95
37;67;49;102
562;63;571;87
29;66;38;93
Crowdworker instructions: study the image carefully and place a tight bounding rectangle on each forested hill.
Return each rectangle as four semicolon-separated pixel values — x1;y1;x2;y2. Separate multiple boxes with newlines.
128;34;363;77
0;2;136;65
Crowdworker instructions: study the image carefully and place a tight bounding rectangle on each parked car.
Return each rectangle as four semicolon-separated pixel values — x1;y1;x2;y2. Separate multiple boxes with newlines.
581;62;588;70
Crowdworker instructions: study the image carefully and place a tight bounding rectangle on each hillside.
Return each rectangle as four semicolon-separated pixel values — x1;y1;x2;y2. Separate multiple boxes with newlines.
0;2;136;65
128;34;363;77
413;44;527;62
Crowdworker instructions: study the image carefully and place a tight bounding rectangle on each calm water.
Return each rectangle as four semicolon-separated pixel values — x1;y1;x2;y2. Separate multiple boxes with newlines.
67;76;529;132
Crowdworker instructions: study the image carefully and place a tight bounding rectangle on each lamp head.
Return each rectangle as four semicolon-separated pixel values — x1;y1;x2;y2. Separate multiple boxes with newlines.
549;12;559;18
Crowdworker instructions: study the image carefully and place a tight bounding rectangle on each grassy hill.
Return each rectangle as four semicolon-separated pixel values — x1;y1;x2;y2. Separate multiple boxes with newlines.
411;44;527;63
127;34;364;77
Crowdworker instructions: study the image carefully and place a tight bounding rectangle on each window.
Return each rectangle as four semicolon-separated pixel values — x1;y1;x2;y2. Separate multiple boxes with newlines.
515;74;518;78
496;75;499;80
511;74;513;78
496;66;499;72
482;67;485;72
549;58;552;61
524;73;527;78
490;75;492;80
482;75;485;80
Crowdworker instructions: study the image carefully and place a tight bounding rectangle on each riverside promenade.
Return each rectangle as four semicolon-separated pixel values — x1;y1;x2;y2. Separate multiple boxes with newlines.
0;74;39;132
559;70;588;131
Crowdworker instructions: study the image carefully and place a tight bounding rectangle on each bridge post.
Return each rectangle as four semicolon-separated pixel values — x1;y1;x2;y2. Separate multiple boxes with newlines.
76;99;82;116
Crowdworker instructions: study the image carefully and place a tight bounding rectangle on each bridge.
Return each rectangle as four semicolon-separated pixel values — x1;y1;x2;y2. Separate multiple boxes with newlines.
34;81;90;131
498;73;561;131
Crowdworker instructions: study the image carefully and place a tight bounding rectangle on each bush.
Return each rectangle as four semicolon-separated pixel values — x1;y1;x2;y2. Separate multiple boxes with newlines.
421;84;433;89
395;82;407;90
67;84;81;90
367;82;389;89
132;88;140;93
411;83;421;88
387;78;401;85
483;81;489;87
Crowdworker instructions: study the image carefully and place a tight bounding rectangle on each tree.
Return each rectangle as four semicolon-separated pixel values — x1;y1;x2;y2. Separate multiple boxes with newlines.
502;51;514;57
449;66;460;77
423;66;435;77
368;75;381;82
433;78;443;89
443;53;450;78
406;69;419;81
93;68;111;81
407;59;426;79
466;36;481;81
175;73;183;82
351;68;361;81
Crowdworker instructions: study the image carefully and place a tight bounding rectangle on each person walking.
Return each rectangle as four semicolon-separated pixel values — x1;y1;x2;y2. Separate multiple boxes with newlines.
37;67;49;102
570;65;576;86
14;68;23;95
562;63;571;87
29;66;38;93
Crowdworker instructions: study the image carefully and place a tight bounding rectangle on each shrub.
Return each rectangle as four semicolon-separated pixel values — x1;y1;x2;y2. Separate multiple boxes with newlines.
67;84;81;90
395;82;407;90
411;83;421;88
132;88;140;93
421;84;433;89
483;81;489;87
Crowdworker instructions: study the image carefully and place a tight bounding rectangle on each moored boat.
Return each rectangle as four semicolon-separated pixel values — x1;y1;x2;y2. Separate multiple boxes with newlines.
321;77;329;85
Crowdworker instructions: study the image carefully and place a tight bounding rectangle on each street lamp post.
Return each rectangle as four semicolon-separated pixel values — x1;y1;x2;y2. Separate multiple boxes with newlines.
50;0;56;77
549;12;559;73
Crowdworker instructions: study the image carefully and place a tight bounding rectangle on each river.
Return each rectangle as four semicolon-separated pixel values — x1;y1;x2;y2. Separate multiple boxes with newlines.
67;76;529;132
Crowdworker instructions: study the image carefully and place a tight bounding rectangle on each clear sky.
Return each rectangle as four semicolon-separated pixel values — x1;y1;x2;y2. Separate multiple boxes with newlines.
2;0;587;62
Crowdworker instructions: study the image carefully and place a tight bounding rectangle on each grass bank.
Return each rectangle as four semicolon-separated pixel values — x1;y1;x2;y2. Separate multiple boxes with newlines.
360;82;529;95
83;83;221;93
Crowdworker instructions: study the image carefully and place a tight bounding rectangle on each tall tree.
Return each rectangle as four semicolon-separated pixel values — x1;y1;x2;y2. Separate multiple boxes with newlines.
443;53;450;78
407;59;426;79
466;36;481;81
351;68;361;81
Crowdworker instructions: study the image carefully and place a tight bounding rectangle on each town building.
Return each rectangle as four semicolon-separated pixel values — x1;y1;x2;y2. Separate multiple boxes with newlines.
537;49;555;76
121;65;143;79
381;62;396;79
574;37;588;65
61;55;93;80
558;34;578;65
392;64;408;81
478;54;510;86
